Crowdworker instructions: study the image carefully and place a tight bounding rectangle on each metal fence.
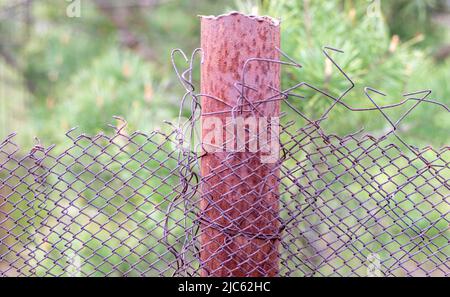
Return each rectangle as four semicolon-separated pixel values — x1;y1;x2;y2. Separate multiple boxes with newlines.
1;47;449;277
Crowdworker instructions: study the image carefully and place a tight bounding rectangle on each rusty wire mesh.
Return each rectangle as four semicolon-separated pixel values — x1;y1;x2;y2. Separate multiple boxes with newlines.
1;47;449;277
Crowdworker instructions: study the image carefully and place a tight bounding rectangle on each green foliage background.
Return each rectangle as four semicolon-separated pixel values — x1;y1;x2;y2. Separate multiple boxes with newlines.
1;0;449;147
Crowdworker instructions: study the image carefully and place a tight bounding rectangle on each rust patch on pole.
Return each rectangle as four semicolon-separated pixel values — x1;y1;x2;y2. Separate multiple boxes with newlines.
200;12;281;276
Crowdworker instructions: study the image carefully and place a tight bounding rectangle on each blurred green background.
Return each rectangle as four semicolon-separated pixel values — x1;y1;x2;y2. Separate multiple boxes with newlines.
0;0;449;147
0;0;449;276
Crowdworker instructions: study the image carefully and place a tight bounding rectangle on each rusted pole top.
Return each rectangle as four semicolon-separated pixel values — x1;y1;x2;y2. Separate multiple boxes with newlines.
200;12;281;277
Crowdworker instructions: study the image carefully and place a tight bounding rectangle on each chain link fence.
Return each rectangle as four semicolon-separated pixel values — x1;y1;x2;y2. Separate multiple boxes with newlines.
1;46;449;277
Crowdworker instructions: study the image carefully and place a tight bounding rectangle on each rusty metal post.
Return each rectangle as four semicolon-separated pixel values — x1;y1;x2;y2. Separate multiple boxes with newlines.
200;12;281;276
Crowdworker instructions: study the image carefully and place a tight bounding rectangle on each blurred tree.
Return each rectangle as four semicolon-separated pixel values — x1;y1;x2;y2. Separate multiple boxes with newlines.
0;0;222;143
0;0;449;147
382;0;441;45
235;0;450;147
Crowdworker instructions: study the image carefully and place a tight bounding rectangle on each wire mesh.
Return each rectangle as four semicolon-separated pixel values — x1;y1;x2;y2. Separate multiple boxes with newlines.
0;47;449;276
